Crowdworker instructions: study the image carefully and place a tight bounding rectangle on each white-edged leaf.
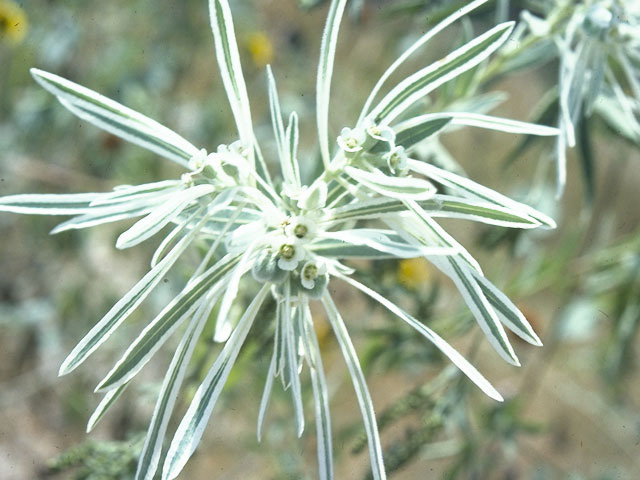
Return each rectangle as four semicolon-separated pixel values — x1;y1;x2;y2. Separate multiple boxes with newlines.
209;0;254;150
301;302;334;480
31;69;198;167
321;229;457;258
316;0;348;168
322;293;386;480
469;270;542;346
336;273;503;401
344;166;436;200
86;381;131;433
286;111;301;187
59;210;209;376
257;347;277;443
95;254;241;392
394;112;559;143
395;200;482;273
90;180;182;207
379;117;450;151
49;201;157;234
0;192;103;215
358;0;490;123
283;282;305;437
406;159;556;228
436;256;520;366
135;293;214;480
309;238;399;259
162;284;270;480
116;184;214;249
324;195;542;229
369;22;515;125
266;66;290;175
213;241;257;342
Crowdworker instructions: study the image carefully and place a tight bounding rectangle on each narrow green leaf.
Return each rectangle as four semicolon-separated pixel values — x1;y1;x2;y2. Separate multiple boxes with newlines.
95;254;241;392
397;199;482;272
358;0;490;123
384;117;451;151
116;185;214;249
344;166;436;201
324;194;542;229
439;256;520;365
322;229;457;258
86;382;130;433
317;0;348;168
470;271;542;347
322;293;386;480
31;69;199;167
209;0;254;149
0;192;102;215
162;285;270;480
369;22;515;125
407;159;556;228
58;211;209;376
337;273;503;401
135;295;214;480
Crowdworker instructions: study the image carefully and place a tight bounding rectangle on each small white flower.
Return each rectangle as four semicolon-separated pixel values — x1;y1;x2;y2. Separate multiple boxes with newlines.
384;145;408;175
285;215;318;241
366;122;396;145
188;148;208;171
180;172;195;187
276;237;306;271
300;260;326;290
337;126;366;153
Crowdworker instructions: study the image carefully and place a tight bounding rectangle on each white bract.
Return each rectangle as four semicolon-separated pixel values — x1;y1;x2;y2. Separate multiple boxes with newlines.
0;1;560;479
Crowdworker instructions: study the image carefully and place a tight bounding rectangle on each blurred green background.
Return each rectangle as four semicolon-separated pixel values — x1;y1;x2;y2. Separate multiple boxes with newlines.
1;0;639;479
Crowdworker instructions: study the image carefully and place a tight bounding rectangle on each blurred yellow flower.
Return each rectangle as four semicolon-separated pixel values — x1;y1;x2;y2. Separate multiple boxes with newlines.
244;31;273;68
0;0;28;45
397;258;430;290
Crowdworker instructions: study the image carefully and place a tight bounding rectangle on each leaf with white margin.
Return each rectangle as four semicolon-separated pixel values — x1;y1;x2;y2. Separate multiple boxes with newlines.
162;284;270;480
135;292;216;480
0;192;103;215
322;293;386;480
209;0;254;149
393;112;559;147
433;255;520;366
86;381;130;433
344;166;435;201
317;0;348;167
369;22;515;125
321;229;457;258
95;254;240;392
300;301;333;480
59;209;209;376
116;184;215;249
358;0;491;123
406;159;556;228
470;270;542;346
324;194;542;229
336;273;504;401
31;69;198;168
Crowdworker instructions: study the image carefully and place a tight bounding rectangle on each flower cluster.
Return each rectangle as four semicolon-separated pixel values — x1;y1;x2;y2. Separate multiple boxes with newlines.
0;1;560;479
516;0;640;194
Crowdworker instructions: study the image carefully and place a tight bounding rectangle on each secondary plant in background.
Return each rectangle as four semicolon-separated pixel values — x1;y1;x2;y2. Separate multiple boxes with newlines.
0;0;560;479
